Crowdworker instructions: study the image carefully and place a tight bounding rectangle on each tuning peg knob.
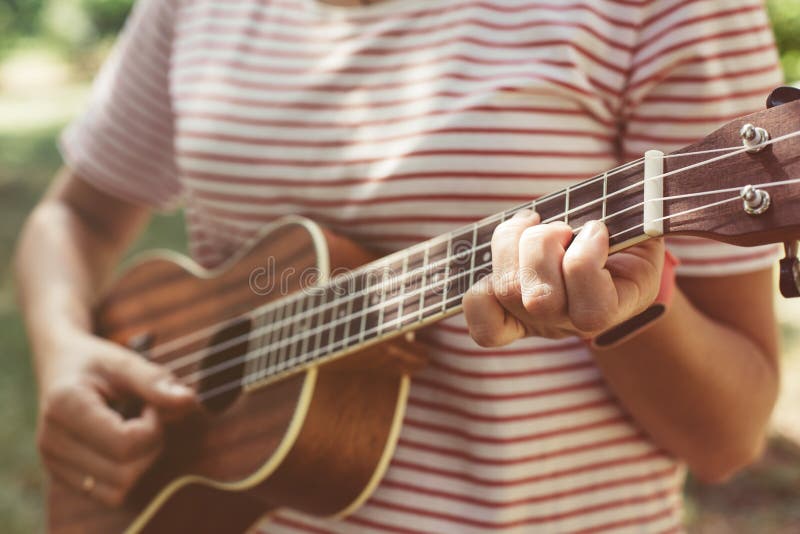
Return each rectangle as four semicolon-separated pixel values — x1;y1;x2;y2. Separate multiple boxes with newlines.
780;242;800;299
767;86;800;109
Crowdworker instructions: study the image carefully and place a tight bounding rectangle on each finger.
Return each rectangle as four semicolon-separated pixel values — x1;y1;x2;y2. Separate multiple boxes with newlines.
96;345;196;411
40;412;162;490
562;221;619;332
605;237;665;316
463;275;527;347
46;455;128;507
47;386;163;462
490;210;540;311
517;222;573;324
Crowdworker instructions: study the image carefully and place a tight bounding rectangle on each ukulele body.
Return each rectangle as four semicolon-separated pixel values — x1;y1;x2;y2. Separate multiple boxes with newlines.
48;216;427;534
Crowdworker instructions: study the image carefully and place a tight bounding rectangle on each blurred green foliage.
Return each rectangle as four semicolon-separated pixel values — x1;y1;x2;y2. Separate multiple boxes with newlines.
80;0;132;36
769;0;800;81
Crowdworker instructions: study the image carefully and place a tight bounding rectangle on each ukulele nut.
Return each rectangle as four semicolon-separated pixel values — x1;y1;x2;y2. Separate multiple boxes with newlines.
740;185;771;215
739;123;770;153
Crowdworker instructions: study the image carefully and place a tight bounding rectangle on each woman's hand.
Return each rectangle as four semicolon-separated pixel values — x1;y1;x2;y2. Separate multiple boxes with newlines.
36;330;197;507
463;210;665;346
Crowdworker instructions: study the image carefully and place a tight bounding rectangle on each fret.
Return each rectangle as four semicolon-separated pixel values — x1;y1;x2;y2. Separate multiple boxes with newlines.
276;300;293;371
361;267;383;342
400;248;426;328
342;283;355;347
330;283;350;354
358;273;371;345
285;296;304;368
417;245;430;322
421;239;447;320
472;219;497;282
532;192;565;224
300;291;319;363
564;186;571;224
345;272;367;347
316;285;336;359
603;165;648;249
468;223;478;289
380;252;406;335
375;267;392;337
446;227;475;309
441;234;453;313
602;172;608;221
312;289;326;361
265;304;283;377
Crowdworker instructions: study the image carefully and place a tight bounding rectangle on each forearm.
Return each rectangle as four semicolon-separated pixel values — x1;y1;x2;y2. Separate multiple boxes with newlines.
592;285;779;482
14;169;148;389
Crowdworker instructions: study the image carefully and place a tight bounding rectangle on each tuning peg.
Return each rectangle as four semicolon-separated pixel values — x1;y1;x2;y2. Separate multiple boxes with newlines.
767;86;800;109
779;242;800;298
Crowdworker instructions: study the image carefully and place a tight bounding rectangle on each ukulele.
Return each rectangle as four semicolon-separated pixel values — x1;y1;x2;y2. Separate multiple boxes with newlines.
49;87;800;533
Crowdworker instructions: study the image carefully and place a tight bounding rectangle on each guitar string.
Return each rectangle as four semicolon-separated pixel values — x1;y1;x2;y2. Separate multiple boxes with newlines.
147;138;772;364
143;143;747;364
146;134;797;374
145;155;647;362
142;130;800;372
160;191;647;376
183;175;800;395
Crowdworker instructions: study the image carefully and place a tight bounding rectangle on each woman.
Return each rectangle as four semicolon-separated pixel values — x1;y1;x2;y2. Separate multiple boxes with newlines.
15;0;783;531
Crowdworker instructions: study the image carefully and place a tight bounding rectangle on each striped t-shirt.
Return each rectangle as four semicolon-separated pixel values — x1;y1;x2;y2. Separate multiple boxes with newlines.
62;0;783;532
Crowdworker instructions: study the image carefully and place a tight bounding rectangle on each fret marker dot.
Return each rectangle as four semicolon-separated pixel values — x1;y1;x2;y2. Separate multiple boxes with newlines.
483;251;491;262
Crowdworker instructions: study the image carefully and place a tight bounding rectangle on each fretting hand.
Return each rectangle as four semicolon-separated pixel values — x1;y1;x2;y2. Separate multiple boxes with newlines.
36;331;197;506
463;210;665;345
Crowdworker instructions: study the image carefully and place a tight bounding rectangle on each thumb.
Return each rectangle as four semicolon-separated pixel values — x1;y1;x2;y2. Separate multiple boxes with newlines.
98;345;197;411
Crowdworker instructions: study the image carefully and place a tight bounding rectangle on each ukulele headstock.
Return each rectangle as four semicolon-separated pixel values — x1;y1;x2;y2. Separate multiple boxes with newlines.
661;89;800;247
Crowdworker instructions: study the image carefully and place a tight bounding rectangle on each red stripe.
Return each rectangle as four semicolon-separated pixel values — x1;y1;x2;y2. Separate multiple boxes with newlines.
397;433;644;466
179;102;616;129
192;190;537;209
180;125;614;148
407;396;611;423
629;41;777;91
426;357;594;379
184;168;586;188
179;1;639;36
404;413;626;444
418;335;587;357
573;506;678;533
380;465;678;508
677;249;777;267
366;486;673;528
666;62;781;84
175;21;631;58
642;83;778;105
633;23;771;73
391;450;666;488
412;375;602;401
637;4;765;53
179;147;610;167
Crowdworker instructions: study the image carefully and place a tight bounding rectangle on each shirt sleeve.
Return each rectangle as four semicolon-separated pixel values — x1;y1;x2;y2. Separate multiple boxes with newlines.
59;0;182;210
622;0;784;277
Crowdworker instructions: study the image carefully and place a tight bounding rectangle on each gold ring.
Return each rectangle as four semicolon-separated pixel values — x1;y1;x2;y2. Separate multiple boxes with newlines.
82;475;95;494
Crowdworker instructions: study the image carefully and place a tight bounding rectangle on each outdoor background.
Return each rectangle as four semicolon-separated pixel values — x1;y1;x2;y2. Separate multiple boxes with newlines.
0;1;799;532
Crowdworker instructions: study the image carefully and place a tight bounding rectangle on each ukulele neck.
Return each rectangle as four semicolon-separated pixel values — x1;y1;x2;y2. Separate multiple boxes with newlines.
242;156;654;390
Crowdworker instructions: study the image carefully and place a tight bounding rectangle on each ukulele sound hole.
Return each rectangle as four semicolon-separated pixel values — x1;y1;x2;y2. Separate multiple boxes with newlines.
199;317;252;412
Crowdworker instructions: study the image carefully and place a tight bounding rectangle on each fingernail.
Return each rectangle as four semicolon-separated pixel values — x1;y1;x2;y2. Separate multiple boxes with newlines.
513;209;533;219
157;379;193;397
577;221;602;241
